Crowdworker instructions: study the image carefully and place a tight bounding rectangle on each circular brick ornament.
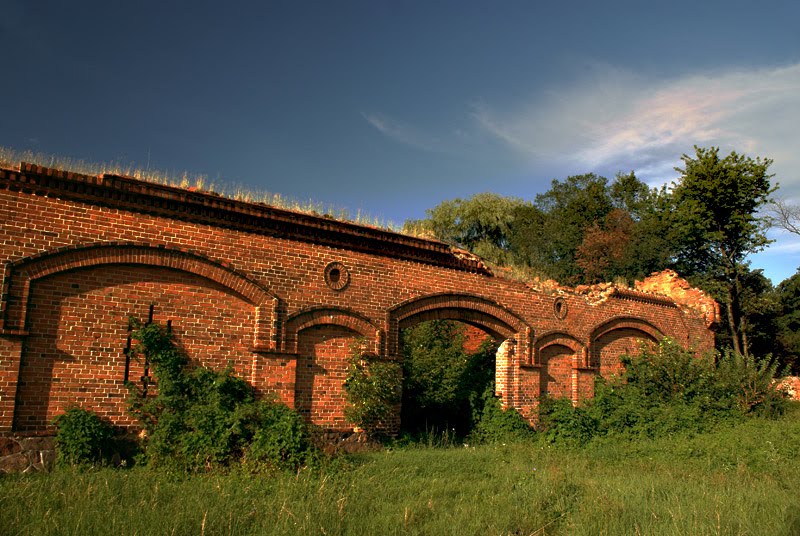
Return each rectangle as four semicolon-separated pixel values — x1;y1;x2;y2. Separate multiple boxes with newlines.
553;297;568;320
324;262;350;291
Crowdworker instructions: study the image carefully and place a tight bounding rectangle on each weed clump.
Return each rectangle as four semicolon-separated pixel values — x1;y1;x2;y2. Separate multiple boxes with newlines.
52;406;114;467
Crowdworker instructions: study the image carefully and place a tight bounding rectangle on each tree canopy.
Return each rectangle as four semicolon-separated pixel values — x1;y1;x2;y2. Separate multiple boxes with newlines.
405;146;792;364
671;146;775;356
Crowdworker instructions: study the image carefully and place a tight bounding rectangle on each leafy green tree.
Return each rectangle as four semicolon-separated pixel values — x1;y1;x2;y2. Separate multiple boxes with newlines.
531;173;614;282
575;208;634;283
671;146;776;357
403;193;530;265
776;269;800;373
511;171;669;284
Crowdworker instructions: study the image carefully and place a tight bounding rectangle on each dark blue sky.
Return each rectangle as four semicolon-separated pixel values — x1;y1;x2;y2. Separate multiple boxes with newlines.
2;0;799;282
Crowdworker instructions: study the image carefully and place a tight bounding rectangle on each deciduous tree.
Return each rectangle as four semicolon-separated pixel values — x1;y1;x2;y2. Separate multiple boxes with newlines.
671;146;776;357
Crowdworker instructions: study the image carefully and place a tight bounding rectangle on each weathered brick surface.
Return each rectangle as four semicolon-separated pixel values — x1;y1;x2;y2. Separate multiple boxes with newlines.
0;163;715;434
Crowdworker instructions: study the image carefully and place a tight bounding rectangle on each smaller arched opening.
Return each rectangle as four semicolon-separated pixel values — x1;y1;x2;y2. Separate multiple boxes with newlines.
533;332;586;404
285;307;381;430
589;317;662;377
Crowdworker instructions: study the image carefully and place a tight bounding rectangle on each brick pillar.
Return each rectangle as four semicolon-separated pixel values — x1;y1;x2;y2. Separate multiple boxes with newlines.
0;335;24;432
495;338;515;408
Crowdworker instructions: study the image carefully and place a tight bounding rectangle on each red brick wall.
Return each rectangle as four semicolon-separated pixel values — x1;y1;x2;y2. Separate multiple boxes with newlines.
0;164;716;433
593;328;657;378
295;325;357;429
541;345;573;399
14;265;256;431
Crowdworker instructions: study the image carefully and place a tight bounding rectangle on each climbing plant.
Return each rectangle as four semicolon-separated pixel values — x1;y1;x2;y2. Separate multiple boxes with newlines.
126;318;314;471
343;339;402;436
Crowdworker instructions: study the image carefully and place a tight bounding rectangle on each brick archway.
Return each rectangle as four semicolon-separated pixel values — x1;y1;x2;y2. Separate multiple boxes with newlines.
589;317;662;373
388;293;529;352
388;293;532;409
284;306;381;354
286;307;381;429
533;331;585;365
1;243;279;349
533;331;587;404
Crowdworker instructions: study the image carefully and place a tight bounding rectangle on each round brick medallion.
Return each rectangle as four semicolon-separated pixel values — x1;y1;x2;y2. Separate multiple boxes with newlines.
324;262;350;291
553;297;568;320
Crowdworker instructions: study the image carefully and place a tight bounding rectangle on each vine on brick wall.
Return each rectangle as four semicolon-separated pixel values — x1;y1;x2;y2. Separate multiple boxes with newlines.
343;339;402;436
125;318;314;471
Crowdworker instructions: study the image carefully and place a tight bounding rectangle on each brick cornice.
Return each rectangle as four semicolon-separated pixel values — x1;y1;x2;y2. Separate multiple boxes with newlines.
610;288;678;308
0;163;491;275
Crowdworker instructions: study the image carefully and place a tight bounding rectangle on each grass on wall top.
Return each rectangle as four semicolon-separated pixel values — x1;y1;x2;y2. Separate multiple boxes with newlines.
0;145;408;235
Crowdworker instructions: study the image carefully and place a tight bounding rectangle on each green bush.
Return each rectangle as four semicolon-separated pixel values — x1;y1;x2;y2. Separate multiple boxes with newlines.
538;339;786;446
245;399;313;470
343;341;402;436
126;320;314;471
537;397;597;446
468;386;535;444
52;406;114;466
401;320;497;436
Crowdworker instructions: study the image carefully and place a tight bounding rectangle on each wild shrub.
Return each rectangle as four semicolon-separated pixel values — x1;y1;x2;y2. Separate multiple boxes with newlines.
343;340;402;436
245;400;313;470
52;406;114;466
539;339;786;445
468;385;535;444
126;319;313;471
537;397;597;446
714;349;785;417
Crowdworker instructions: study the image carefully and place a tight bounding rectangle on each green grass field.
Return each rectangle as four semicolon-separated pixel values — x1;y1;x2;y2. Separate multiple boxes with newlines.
2;406;799;535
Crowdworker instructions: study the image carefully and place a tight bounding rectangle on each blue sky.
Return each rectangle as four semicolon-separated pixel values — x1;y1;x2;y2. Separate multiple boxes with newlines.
2;0;799;284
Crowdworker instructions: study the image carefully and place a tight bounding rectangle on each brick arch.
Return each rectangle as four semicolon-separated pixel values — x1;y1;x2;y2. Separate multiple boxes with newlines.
388;293;532;410
533;331;587;403
284;307;381;354
590;317;663;344
1;243;279;349
389;292;528;344
533;331;585;366
589;317;662;371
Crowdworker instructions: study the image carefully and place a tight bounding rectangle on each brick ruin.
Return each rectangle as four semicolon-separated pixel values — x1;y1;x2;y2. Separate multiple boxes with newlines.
0;162;717;448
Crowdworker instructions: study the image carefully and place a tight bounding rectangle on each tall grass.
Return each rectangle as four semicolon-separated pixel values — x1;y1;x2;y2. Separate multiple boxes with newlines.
0;146;405;234
3;404;799;535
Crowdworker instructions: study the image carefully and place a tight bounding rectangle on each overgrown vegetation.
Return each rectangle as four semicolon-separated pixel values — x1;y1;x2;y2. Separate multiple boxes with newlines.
125;319;314;471
399;320;534;443
51;406;114;467
538;339;786;446
9;404;800;535
343;340;403;436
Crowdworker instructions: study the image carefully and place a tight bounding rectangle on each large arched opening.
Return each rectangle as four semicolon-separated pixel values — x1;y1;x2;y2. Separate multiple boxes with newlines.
388;294;530;437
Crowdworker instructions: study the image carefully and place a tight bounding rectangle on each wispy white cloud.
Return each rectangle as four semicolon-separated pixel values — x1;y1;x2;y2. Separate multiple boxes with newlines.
473;62;800;282
361;112;445;153
473;62;800;192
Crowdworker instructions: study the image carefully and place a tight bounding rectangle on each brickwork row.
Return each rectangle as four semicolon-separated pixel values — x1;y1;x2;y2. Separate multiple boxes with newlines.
0;163;715;433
